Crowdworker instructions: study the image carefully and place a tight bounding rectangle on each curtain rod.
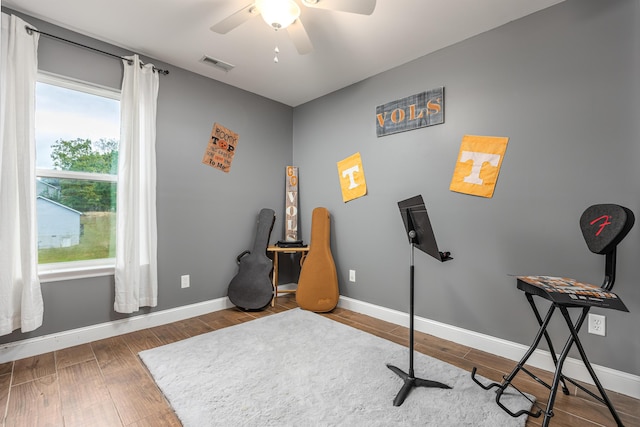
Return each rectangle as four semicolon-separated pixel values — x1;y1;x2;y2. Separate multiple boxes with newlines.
24;26;169;75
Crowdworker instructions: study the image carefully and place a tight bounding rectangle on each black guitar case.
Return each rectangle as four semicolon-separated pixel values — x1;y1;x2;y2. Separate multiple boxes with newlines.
227;208;276;311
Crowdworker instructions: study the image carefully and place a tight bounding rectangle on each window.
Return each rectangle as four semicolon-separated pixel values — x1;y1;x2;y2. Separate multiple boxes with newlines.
35;73;120;281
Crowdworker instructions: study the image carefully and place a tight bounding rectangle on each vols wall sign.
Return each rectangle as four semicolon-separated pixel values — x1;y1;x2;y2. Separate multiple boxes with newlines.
202;123;238;173
376;87;444;137
450;135;509;198
337;152;367;202
285;166;299;241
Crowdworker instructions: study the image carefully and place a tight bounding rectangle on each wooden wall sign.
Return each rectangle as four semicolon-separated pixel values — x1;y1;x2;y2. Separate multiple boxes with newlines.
376;87;444;137
285;166;299;241
202;123;238;173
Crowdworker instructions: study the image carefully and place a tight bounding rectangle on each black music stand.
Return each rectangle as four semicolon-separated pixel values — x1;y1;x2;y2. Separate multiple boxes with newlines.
387;195;453;406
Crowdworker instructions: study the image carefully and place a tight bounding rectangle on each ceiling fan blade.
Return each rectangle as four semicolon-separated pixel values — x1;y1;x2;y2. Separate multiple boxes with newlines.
287;19;313;55
210;3;259;34
301;0;376;15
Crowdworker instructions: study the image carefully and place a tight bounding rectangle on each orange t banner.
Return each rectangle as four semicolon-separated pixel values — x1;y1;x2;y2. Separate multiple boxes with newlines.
449;135;509;198
337;152;367;202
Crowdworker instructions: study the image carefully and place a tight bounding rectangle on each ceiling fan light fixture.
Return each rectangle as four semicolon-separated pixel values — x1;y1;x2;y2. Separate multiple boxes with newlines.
256;0;301;30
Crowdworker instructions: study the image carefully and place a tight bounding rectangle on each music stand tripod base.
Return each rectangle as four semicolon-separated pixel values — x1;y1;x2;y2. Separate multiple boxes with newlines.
387;363;451;406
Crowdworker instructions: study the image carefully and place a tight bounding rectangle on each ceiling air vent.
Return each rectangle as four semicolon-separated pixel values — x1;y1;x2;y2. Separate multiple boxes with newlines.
200;56;235;72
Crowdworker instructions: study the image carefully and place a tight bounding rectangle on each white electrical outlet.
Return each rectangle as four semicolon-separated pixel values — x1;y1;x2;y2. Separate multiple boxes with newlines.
349;269;356;282
181;274;190;289
588;313;605;336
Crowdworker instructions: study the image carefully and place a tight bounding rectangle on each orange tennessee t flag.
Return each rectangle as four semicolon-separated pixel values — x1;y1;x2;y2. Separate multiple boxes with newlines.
337;152;367;202
450;135;508;198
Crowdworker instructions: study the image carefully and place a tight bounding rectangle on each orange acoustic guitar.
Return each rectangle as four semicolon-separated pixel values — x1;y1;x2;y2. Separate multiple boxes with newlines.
296;207;339;312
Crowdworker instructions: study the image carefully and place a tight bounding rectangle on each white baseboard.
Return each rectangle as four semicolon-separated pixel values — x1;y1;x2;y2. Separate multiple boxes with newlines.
0;297;235;364
1;294;638;400
337;296;640;400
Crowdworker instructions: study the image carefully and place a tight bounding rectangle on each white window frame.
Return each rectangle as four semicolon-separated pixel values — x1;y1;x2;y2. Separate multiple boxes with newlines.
36;72;121;283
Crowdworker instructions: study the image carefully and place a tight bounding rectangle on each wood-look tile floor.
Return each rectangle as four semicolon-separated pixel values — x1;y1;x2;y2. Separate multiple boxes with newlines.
1;295;638;426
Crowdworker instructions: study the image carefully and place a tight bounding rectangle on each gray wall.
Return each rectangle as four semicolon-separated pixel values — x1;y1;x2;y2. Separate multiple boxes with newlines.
3;0;639;378
293;0;640;376
0;10;293;344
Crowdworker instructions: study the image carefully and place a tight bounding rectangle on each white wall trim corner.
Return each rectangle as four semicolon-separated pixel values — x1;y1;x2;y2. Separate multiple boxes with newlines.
337;296;640;400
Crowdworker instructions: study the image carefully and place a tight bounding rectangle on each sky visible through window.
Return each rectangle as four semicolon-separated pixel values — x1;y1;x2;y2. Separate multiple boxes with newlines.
36;82;120;169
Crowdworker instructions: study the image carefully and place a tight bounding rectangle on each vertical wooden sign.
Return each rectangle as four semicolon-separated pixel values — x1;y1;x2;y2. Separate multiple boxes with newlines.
285;166;299;241
202;123;238;173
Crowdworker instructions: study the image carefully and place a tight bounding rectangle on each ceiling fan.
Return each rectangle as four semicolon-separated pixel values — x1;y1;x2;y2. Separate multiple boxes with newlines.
210;0;377;55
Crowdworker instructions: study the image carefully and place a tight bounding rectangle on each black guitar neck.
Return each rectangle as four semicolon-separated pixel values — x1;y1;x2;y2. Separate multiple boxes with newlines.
251;209;273;255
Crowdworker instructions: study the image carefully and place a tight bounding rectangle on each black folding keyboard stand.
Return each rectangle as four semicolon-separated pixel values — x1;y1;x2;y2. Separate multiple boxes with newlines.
471;204;634;427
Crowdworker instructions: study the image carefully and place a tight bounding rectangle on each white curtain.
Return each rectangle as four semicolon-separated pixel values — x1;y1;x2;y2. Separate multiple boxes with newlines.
0;13;43;335
114;55;159;313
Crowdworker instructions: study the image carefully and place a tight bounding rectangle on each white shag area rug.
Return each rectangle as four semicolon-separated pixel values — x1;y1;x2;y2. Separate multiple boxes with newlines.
139;308;533;426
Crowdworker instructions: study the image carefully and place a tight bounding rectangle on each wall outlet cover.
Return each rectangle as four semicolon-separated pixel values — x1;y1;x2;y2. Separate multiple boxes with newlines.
588;313;605;336
181;275;190;288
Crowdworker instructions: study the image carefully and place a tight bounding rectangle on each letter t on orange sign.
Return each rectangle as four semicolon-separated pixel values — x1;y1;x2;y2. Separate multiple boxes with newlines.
337;152;367;203
450;135;509;198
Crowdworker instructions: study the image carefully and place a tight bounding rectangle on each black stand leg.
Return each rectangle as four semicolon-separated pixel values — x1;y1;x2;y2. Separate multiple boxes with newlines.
524;294;571;396
387;364;451;406
556;307;624;427
387;241;451;406
472;298;625;426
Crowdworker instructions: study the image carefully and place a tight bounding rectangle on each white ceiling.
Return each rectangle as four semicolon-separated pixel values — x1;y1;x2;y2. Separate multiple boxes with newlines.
4;0;565;107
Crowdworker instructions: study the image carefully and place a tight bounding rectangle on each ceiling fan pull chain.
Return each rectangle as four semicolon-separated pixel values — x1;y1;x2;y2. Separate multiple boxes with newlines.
274;46;280;63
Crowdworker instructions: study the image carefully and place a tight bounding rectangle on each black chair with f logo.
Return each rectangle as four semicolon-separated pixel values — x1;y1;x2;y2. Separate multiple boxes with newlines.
472;204;634;426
